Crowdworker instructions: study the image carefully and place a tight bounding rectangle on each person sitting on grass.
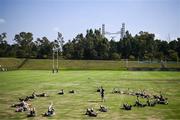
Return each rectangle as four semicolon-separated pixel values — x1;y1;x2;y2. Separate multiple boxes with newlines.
122;103;132;110
44;103;55;116
27;107;36;117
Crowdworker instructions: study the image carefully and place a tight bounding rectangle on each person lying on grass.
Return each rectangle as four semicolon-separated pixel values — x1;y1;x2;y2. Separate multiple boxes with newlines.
58;89;64;95
134;96;147;107
99;105;108;112
156;94;168;105
36;92;48;97
69;90;75;93
85;108;97;117
146;98;156;107
18;92;36;102
14;101;30;112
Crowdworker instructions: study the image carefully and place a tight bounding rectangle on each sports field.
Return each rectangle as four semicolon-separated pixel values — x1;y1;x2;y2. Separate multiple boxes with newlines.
0;70;180;120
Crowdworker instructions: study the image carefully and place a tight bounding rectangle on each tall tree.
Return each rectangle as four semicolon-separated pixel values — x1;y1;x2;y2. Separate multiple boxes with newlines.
0;32;9;57
55;32;64;56
35;37;53;59
14;32;33;58
176;38;180;58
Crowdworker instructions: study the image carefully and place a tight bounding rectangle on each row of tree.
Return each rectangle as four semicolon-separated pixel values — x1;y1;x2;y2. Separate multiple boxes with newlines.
63;29;180;61
0;30;180;61
0;32;64;59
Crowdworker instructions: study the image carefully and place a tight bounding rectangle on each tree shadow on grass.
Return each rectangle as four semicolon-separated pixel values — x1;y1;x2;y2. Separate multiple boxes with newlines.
88;100;102;103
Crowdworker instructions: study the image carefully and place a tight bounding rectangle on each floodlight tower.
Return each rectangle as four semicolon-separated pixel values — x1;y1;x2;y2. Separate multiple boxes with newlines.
102;24;105;37
101;23;126;40
121;23;125;39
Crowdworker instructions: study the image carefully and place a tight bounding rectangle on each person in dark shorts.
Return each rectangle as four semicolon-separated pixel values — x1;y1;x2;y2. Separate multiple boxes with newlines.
100;86;105;102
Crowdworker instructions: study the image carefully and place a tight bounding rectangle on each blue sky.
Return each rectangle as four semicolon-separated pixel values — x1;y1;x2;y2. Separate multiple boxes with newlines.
0;0;180;43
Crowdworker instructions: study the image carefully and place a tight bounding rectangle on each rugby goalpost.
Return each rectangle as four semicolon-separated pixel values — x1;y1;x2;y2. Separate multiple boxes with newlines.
52;32;63;73
52;46;58;73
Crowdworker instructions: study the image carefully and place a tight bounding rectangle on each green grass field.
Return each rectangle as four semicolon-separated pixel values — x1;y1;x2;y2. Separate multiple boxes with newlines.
0;70;180;120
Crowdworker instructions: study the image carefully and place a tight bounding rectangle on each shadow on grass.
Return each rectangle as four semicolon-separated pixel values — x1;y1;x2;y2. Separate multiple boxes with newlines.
88;100;102;102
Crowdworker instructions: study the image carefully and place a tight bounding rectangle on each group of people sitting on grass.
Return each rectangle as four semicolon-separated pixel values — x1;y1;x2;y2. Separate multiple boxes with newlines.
84;86;106;117
12;100;30;112
11;87;168;118
11;89;77;117
85;105;108;117
121;92;168;110
12;100;37;117
27;107;36;117
11;91;54;117
58;89;75;95
111;87;168;110
26;103;55;117
18;92;48;102
112;88;150;98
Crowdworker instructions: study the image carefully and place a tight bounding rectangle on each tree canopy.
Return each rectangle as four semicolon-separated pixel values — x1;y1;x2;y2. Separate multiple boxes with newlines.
0;30;179;61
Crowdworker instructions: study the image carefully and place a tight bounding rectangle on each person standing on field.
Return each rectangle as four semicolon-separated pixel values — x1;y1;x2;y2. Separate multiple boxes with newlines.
100;86;105;102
